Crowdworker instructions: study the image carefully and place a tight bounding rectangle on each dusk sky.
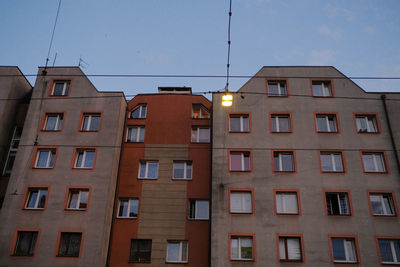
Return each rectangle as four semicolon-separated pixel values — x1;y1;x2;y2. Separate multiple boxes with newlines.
1;0;399;97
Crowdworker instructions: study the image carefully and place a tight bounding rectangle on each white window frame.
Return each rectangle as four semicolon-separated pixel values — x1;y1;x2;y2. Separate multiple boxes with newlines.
378;239;400;264
191;127;210;143
138;161;158;179
370;193;395;216
312;81;332;97
126;126;145;142
276;192;298;214
192;104;210;119
273;152;294;172
316;114;337;132
44;113;63;131
356;115;378;133
189;200;209;220
362;152;386;172
229;151;251;172
326;192;350;215
51;81;70;96
117;199;139;218
81;114;101;131
229;115;249;132
3;126;22;175
74;149;95;169
268;81;287;96
279;236;302;261
166;241;188;263
35;149;56;168
230;191;252;214
271;114;291;133
320;152;344;172
67;189;89;210
331;238;358;263
131;105;147;119
230;236;254;260
173;161;192;180
25;188;48;209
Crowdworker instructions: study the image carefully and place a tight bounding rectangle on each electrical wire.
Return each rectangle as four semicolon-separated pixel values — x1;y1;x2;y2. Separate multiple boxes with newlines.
225;0;233;91
45;0;62;68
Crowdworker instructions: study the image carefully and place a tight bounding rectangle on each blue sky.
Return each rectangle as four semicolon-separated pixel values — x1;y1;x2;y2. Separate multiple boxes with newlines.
1;0;399;96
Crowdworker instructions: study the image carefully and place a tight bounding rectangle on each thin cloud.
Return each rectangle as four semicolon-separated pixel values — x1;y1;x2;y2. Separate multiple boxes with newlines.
318;25;342;40
325;4;355;22
309;49;335;65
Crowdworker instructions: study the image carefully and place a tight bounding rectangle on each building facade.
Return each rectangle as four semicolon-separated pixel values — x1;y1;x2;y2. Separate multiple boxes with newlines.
0;67;126;266
108;88;211;266
211;66;400;266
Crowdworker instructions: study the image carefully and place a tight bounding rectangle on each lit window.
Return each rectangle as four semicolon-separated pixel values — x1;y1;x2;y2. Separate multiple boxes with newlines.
126;126;145;142
273;151;294;172
268;80;287;97
131;105;147;119
369;193;396;216
34;149;56;168
378;239;400;264
312;81;332;97
271;114;291;133
189;200;209;219
362;152;386;172
57;232;82;257
229;114;250;132
279;236;303;262
276;192;299;214
356;115;378;133
138;161;158;179
51;80;70;96
320;152;344;172
74;149;95;169
229;151;251;172
316;114;338;133
67;189;89;210
191;127;210;143
25;188;48;209
230;236;254;260
3;126;22;176
326;192;351;216
230;191;252;214
330;238;358;263
81;113;100;132
12;231;38;256
173;161;192;180
130;239;152;263
118;199;139;218
166;241;188;263
44;113;63;131
192;104;209;119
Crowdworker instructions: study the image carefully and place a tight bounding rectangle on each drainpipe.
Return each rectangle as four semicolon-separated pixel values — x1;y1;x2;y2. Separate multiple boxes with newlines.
208;99;213;267
381;94;400;175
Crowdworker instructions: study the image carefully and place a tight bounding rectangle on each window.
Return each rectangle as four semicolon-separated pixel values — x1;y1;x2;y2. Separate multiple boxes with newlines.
166;241;188;263
189;200;209;219
275;191;299;215
3;126;22;176
230;236;254;261
66;189;89;210
326;192;351;216
173;161;192;180
369;193;396;216
34;149;56;168
229;151;251;172
43;113;63;131
377;239;400;264
138;161;158;179
57;232;82;257
12;231;38;256
131;105;147;119
230;190;253;214
362;152;387;173
312;80;332;97
320;152;344;172
273;151;295;172
271;114;291;133
229;114;250;132
267;80;287;97
130;239;152;263
278;236;303;262
126;126;145;142
191;127;210;143
74;149;95;169
355;114;379;133
25;188;48;210
81;113;100;132
330;237;358;263
51;80;70;96
316;114;338;133
192;104;209;119
118;199;139;218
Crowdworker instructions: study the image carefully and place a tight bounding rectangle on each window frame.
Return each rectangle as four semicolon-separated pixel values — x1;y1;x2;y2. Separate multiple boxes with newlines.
375;236;400;265
166;240;188;263
55;230;83;258
72;147;97;170
229;233;256;262
272;150;297;173
360;150;389;174
188;199;209;220
10;229;40;257
269;112;293;133
328;235;360;264
228;150;252;172
276;234;305;263
173;161;193;180
130;104;147;119
324;190;353;216
64;186;91;212
138;161;159;179
354;113;381;134
126;126;145;143
129;239;152;263
266;78;289;97
228;113;251;133
49;79;72;97
274;189;301;216
41;112;65;132
310;79;335;98
191;127;210;143
314;112;340;133
192;104;210;119
319;150;346;173
228;188;255;215
117;198;139;218
79;111;102;132
367;191;398;217
32;147;57;169
22;186;49;211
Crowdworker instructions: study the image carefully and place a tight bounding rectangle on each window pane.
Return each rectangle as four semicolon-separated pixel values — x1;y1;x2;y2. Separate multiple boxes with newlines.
279;117;290;132
240;237;253;259
84;151;95;168
375;154;385;172
38;190;47;208
129;127;138;141
243;154;250;171
37;151;50;167
332;239;346;261
230;192;251;213
383;196;394;215
242;117;249;132
131;107;140;118
89;116;100;131
321;154;333;171
26;190;38;208
269;83;279;96
287;238;301;260
316;117;328;132
53;82;65;95
370;195;384;214
198;128;210;142
230;153;242;171
313;83;323;96
139;128;145;142
173;162;185;178
186;163;192;179
45;116;57;130
379;240;394;262
68;192;79;209
82;116;90;131
167;242;180;262
196;201;209;219
285;194;298;213
367;117;377;132
79;191;88;209
231;238;239;259
129;199;138;217
279;238;286;260
147;162;158;178
119;200;128;217
333;154;343;172
230;117;241;132
181;242;188;262
14;232;37;256
363;154;374;171
281;154;294;171
328;117;337;132
139;163;146;178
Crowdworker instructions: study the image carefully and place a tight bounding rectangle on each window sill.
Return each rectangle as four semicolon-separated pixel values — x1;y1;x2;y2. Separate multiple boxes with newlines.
188;218;209;221
79;130;99;133
372;214;397;217
316;131;339;134
116;216;138;219
23;208;44;211
333;260;358;264
32;167;54;170
172;178;192;181
166;261;188;264
72;168;94;170
65;209;87;212
138;177;158;180
41;130;61;132
230;258;254;262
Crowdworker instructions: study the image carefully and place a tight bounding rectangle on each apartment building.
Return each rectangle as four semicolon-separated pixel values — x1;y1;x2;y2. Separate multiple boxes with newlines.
108;87;211;266
0;66;32;207
211;66;400;266
0;67;126;267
